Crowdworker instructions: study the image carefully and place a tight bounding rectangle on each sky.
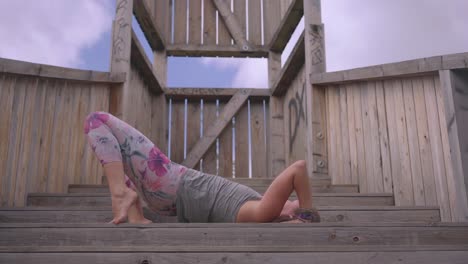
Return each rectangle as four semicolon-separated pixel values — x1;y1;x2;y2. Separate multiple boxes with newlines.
0;0;467;88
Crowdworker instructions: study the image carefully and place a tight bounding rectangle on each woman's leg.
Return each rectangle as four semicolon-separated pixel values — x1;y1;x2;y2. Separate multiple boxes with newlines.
236;160;313;222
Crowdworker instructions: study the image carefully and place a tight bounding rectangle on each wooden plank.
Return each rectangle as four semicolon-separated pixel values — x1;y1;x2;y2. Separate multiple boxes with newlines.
338;86;351;184
3;251;468;263
436;72;468;222
5;77;27;206
217;0;232;45
423;76;451;221
174;0;188;44
0;75;15;206
235;104;249;178
214;0;251;50
0;58;125;84
203;0;217;45
132;0;166;50
271;32;304;96
327;86;340;183
130;31;163;94
15;78;39;206
166;44;268;57
375;81;393;193
200;101;217;174
154;0;172;42
312;86;328;176
233;0;246;42
250;102;267;178
165;88;270;100
170;100;186;163
263;0;281;46
402;78;425;205
345;83;359;185
412;77;438;206
248;0;262;45
360;82;373;192
392;79;415;205
182;89;251;169
269;0;303;52
352;83;367;193
280;0;294;18
188;0;202;45
186;100;201;157
218;101;233;177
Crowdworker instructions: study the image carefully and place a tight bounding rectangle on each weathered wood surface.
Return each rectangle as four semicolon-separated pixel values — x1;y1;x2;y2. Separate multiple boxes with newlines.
214;0;251;50
311;52;468;85
166;88;270;100
0;73;110;206
0;206;439;223
132;0;165;50
2;251;468;264
269;0;303;52
27;193;394;207
166;44;269;57
1;223;468;251
0;57;125;83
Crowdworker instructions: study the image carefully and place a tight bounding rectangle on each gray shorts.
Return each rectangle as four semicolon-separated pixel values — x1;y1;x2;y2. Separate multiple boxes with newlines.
176;168;262;223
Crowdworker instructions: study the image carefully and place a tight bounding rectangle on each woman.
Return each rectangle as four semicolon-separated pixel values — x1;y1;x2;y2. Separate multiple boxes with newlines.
84;111;320;224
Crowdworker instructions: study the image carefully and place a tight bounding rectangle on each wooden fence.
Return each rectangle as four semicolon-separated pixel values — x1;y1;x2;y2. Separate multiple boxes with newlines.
0;58;124;206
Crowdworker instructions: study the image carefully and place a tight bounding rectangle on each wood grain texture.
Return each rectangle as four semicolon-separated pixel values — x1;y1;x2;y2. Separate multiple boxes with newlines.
352;83;367;193
269;0;303;52
214;0;251;49
200;101;218;174
174;0;188;44
345;83;359;185
217;0;232;45
248;0;262;45
0;75;15;206
263;0;281;46
203;0;217;45
235;104;249;178
133;0;166;50
218;102;234;177
375;81;393;193
250;102;267;178
338;86;351;184
188;0;202;45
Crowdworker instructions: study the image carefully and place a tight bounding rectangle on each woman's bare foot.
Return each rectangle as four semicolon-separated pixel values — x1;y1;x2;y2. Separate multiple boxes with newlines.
127;199;152;224
110;187;138;224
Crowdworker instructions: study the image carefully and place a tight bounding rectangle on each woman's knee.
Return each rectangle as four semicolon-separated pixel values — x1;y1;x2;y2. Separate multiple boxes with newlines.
291;160;307;173
84;111;112;134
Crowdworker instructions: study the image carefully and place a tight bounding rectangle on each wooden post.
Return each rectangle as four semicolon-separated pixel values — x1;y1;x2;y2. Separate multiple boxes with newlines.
109;0;134;119
438;69;468;222
268;52;286;178
303;0;328;179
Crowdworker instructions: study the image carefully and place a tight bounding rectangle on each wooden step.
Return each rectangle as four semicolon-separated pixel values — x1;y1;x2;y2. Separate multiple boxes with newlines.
68;184;359;194
2;251;468;264
0;206;440;223
27;193;394;207
1;223;467;252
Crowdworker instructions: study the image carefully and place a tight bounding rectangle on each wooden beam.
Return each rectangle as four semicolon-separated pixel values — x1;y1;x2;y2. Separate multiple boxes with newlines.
165;88;270;100
166;44;269;58
182;89;252;168
271;32;305;96
269;0;304;52
130;30;163;94
132;0;165;50
438;70;468;222
213;0;252;51
0;58;125;83
311;52;468;85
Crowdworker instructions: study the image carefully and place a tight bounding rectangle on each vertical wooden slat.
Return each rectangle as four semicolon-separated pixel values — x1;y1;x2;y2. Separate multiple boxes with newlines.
155;0;172;42
263;0;281;45
174;0;188;44
6;77;27;206
250;101;267;178
170;100;185;163
0;75;15;206
189;0;202;44
360;82;375;193
248;0;262;45
203;0;217;45
424;76;451;221
402;78;425;205
412;77;438;206
375;81;393;193
186;100;201;157
218;101;233;177
346;83;359;185
393;79;415;205
72;87;89;185
218;0;232;45
327;86;340;183
201;101;217;174
235;104;249;178
80;87;93;185
233;0;246;42
84;84;99;184
339;85;351;184
353;82;367;193
15;77;39;206
367;81;384;192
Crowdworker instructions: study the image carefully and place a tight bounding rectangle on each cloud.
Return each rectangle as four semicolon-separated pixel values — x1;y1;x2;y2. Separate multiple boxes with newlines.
0;0;113;68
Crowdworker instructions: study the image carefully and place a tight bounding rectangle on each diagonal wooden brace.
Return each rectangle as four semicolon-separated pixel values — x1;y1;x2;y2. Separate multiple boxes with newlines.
213;0;252;51
182;89;252;169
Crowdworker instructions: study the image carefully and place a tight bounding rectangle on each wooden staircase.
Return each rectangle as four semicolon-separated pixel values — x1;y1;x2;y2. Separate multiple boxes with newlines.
1;179;467;263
